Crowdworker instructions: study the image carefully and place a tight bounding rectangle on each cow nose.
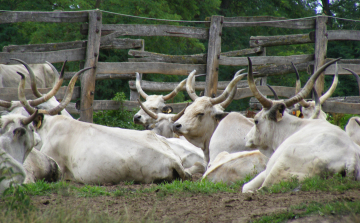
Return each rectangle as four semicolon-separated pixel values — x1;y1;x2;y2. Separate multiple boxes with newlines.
173;123;182;131
133;114;141;121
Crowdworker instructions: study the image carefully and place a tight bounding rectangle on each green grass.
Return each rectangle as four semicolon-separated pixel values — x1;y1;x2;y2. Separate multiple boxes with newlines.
1;173;360;222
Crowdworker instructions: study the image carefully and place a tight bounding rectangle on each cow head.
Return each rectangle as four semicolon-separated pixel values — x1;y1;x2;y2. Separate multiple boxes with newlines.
137;99;187;138
0;111;41;163
289;62;340;120
133;72;186;129
10;59;74;118
245;57;340;150
172;69;246;161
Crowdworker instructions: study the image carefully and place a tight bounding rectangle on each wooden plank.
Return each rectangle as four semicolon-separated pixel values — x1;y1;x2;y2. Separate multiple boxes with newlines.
314;16;328;95
231;86;297;100
79;10;102;123
205;15;223;97
97;62;206;75
220;47;264;57
64;72;136;80
249;33;314;47
3;38;142;53
323;64;360;75
222;16;315;29
3;41;87;53
0;11;89;24
252;61;312;77
328;30;360;41
219;54;314;66
322;101;360;114
0;86;80;101
128;79;261;92
129;48;264;64
66;101;191;114
0;48;86;64
100;38;143;50
81;24;209;39
128;50;206;64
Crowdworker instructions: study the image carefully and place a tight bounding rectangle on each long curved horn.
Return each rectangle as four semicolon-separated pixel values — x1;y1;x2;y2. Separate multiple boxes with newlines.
186;70;198;101
219;69;246;108
10;58;42;98
210;72;246;105
355;118;360;126
284;58;341;107
163;78;187;101
135;72;149;99
28;65;65;107
266;84;279;100
319;62;338;104
247;57;273;109
310;88;321;119
45;60;66;81
0;100;12;108
17;72;43;115
343;68;360;96
137;99;158;120
171;103;189;122
47;67;92;115
292;62;311;108
21;110;39;126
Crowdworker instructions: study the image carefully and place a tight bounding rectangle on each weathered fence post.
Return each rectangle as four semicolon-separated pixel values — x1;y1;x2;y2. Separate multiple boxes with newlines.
129;39;145;101
80;9;102;122
314;15;328;96
205;15;224;97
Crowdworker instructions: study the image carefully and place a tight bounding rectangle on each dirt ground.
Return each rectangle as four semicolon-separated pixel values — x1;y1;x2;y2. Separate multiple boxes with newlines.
30;175;360;223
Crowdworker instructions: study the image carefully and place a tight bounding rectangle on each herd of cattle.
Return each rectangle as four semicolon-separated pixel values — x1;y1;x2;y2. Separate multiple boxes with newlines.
1;57;360;194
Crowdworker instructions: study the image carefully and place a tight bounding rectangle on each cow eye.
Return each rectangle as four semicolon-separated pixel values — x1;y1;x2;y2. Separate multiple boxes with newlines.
197;113;204;117
254;120;259;125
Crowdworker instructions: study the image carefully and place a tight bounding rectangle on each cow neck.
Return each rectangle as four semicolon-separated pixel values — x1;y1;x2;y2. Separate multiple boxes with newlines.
270;113;311;150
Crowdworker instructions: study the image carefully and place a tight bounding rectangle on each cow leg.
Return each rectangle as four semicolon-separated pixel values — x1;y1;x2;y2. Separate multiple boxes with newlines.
242;170;266;193
184;161;206;176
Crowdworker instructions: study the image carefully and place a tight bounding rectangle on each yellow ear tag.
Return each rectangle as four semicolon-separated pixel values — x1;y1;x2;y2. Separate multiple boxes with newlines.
37;120;42;129
296;110;301;117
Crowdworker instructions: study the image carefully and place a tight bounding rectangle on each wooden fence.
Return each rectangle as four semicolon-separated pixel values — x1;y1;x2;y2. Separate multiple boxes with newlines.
1;10;360;122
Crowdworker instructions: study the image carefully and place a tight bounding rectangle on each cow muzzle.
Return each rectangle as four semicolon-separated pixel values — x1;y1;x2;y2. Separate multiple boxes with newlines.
172;122;182;133
133;114;142;124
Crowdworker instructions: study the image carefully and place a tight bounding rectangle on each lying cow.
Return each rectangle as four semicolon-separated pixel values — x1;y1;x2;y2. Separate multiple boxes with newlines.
16;71;190;184
242;57;360;193
0;111;41;193
133;72;187;129
202;150;268;185
173;70;247;165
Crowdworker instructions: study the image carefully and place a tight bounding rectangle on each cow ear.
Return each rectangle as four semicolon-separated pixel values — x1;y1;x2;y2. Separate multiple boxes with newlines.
215;112;229;122
33;113;44;129
268;104;285;122
162;106;173;114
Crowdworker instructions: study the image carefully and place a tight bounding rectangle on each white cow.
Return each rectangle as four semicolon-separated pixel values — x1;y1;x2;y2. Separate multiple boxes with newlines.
16;73;190;184
133;72;187;129
0;58;58;89
202;150;268;185
0;112;41;193
346;117;360;146
173;70;247;164
242;57;360;193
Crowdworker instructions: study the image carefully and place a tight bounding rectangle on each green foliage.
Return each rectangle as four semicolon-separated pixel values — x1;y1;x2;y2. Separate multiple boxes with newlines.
1;184;34;217
327;113;357;129
93;92;143;129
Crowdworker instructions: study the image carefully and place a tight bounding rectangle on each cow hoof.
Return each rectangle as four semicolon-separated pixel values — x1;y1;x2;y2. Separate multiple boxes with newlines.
184;170;192;180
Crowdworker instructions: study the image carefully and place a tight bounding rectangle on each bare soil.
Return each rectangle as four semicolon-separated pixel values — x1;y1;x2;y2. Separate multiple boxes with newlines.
30;176;360;223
